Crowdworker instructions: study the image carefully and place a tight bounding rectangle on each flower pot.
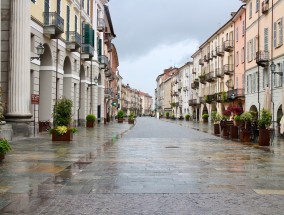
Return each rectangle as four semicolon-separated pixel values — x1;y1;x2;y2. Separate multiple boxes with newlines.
259;128;270;146
0;153;5;162
230;125;239;139
222;126;230;137
128;119;134;124
214;123;220;135
52;130;73;141
203;118;208;123
186;118;189;121
86;121;94;128
240;129;251;142
117;118;124;123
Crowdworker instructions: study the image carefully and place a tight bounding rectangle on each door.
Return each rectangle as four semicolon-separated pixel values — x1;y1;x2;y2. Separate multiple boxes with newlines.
66;5;70;41
97;105;101;123
44;0;50;25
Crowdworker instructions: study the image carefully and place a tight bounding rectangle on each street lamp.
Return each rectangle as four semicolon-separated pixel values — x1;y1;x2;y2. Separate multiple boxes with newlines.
94;76;98;86
30;43;45;61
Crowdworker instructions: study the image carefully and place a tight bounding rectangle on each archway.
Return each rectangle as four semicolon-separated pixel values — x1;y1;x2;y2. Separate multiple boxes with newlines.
277;105;283;124
63;56;72;99
78;65;86;126
97;73;102;123
39;44;53;126
249;105;258;120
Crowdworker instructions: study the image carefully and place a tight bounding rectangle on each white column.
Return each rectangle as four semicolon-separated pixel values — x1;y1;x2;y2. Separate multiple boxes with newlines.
7;0;31;118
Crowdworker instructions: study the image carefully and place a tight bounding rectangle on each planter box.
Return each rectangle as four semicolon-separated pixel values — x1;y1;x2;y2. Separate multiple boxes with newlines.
117;118;124;123
259;128;270;146
240;129;251;142
128;120;135;124
230;125;239;139
0;153;5;162
86;121;94;128
52;130;73;141
214;123;220;135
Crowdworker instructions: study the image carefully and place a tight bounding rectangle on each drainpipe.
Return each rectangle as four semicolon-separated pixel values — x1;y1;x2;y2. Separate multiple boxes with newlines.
257;1;260;118
271;0;275;141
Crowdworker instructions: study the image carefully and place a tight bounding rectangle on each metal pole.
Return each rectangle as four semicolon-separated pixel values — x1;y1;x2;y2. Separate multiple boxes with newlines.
271;0;275;145
34;104;36;137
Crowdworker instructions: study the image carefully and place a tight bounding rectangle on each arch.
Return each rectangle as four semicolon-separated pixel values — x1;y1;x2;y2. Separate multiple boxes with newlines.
63;56;72;74
41;43;52;66
202;105;208;115
211;103;217;112
277;105;283;123
249;105;258;120
80;65;85;80
63;57;72;99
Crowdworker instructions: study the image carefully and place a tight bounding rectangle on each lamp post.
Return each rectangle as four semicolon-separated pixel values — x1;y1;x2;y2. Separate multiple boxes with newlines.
30;43;45;61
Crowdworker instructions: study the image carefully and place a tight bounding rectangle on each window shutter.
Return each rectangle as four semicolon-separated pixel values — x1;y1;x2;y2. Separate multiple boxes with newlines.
91;29;95;47
274;22;277;47
97;38;102;56
280;18;283;46
253;37;256;59
84;23;90;44
247;41;249;62
66;6;70;41
264;28;269;51
57;0;61;15
75;15;77;33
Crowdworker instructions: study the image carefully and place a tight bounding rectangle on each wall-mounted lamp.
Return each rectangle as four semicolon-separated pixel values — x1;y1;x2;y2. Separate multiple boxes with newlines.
271;61;282;76
31;43;45;61
94;76;98;86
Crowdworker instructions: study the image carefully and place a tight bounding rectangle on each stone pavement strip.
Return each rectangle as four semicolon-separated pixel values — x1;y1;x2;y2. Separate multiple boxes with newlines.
2;117;284;215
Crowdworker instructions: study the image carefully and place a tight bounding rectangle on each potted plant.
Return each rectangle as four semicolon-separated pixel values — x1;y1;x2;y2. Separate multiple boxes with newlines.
178;116;184;120
202;113;209;123
185;114;190;121
51;98;77;141
239;111;253;142
234;115;243;126
165;112;170;119
86;114;96;128
211;111;221;135
171;114;176;120
0;138;12;162
128;113;135;124
117;110;124;123
258;109;272;146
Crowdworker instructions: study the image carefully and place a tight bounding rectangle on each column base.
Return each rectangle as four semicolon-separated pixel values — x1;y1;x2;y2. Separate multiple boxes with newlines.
5;118;35;138
0;123;13;141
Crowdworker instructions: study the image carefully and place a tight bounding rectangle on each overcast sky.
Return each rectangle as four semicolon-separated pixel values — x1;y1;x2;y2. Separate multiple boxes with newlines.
108;0;243;97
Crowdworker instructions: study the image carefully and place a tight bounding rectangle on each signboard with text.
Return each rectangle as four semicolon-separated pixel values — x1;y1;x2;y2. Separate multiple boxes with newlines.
31;94;39;104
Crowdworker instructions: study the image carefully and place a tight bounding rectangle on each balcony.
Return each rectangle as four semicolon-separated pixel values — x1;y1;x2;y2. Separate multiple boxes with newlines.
43;12;64;38
199;59;204;65
227;88;245;100
205;71;216;82
212;50;217;58
105;68;113;78
216;93;223;103
216;68;224;78
97;18;105;32
81;44;94;60
256;50;269;67
208;52;213;60
104;88;114;98
216;46;224;56
66;31;81;52
191;83;197;90
98;55;109;69
199;76;206;84
204;55;209;63
199;97;205;104
223;40;234;52
183;86;188;91
188;99;198;106
223;64;234;75
262;0;269;14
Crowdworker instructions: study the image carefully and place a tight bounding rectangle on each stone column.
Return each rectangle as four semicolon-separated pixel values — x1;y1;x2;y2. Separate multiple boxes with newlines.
6;0;31;118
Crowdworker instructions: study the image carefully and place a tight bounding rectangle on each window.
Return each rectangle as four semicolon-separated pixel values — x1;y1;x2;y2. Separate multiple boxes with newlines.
82;0;84;8
264;28;269;51
256;0;259;12
263;68;269;88
236;27;239;42
75;15;78;33
274;63;283;87
274;18;283;48
247;39;254;62
241;47;245;63
87;0;90;15
242;20;245;36
236;51;239;66
57;0;61;15
249;2;252;18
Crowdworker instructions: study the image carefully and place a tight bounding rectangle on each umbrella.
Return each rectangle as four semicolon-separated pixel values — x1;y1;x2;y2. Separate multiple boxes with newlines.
263;86;271;111
280;87;284;134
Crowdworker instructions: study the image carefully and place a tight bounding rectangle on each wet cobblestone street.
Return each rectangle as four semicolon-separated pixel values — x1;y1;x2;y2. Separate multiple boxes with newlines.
1;118;284;214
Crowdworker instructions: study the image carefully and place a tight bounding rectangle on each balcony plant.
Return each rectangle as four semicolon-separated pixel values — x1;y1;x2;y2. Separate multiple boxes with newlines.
86;114;96;128
202;113;209;123
239;111;253;142
258;109;272;146
117;110;124;123
185;114;190;121
51;98;77;141
0;138;12;162
128;113;135;124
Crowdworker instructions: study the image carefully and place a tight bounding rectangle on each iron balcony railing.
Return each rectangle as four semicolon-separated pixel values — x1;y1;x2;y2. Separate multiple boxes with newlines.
104;88;114;97
216;46;224;56
205;71;216;82
81;44;94;56
223;64;234;75
97;18;105;32
188;99;198;106
199;76;206;84
223;40;234;52
256;50;269;67
199;59;204;65
43;12;64;33
216;68;224;78
66;31;81;45
227;89;245;100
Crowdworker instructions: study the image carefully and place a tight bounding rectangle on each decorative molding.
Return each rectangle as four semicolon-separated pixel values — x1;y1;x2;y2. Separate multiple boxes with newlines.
31;19;43;34
64;74;80;80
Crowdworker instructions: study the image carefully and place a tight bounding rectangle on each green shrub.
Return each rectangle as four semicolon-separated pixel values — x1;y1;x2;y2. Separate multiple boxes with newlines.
166;112;170;118
86;114;96;122
129;113;135;120
0;139;12;154
117;110;124;119
240;111;253;123
258;109;272;129
185;114;190;120
234;115;242;122
53;98;73;127
202;113;209;119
